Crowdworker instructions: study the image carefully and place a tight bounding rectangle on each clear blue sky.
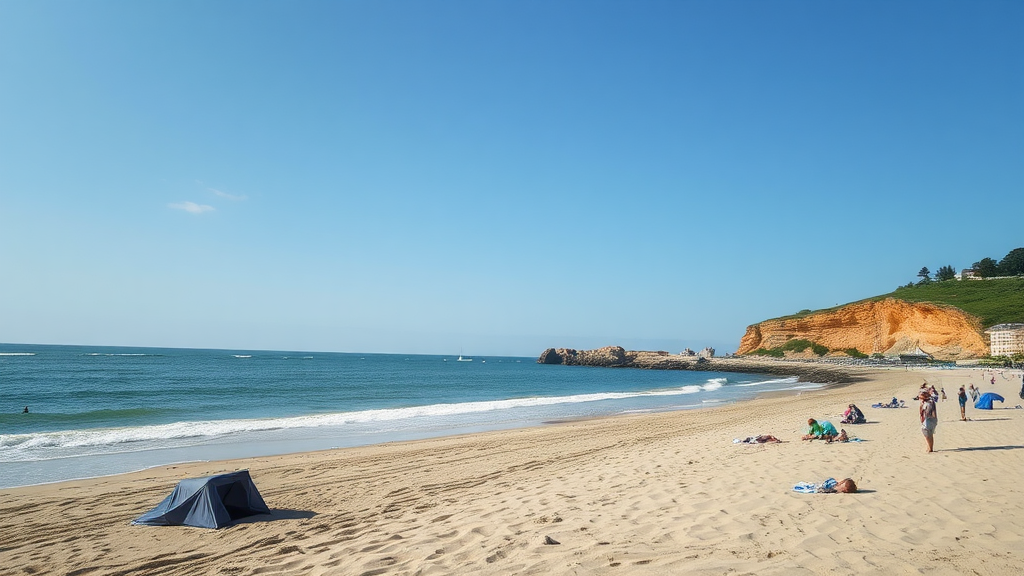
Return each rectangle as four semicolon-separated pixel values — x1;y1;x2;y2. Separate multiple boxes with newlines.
1;1;1021;356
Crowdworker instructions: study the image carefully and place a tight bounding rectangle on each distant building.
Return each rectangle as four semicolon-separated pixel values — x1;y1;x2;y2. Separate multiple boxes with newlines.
985;323;1024;357
958;269;978;280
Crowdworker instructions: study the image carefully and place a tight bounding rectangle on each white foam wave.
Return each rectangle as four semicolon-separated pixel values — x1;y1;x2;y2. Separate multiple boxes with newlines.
735;377;800;387
702;377;726;391
232;355;252;358
0;385;710;460
0;352;35;356
83;353;152;356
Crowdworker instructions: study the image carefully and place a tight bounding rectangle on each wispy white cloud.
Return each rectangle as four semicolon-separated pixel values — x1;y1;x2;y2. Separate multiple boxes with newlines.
209;188;247;201
169;201;215;214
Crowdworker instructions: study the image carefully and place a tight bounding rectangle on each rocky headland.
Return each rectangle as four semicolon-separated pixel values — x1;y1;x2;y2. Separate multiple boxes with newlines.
736;298;986;361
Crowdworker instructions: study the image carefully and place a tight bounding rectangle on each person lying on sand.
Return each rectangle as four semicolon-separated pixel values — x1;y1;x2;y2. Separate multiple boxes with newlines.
819;478;858;493
734;434;782;444
793;477;858;493
802;418;838;441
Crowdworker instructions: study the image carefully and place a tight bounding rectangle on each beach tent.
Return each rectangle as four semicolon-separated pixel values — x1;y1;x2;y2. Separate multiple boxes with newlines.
132;470;270;529
974;392;1005;410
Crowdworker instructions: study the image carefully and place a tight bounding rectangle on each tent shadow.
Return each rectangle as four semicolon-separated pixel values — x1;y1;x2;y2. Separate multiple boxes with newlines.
947;445;1024;452
232;508;317;525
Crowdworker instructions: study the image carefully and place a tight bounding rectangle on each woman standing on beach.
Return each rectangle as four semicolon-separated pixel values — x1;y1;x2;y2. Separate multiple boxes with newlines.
958;386;967;421
920;390;937;453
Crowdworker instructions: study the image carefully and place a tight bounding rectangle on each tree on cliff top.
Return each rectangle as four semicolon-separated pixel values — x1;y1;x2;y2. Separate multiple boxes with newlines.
935;265;956;281
997;248;1024;276
972;258;999;278
917;267;931;284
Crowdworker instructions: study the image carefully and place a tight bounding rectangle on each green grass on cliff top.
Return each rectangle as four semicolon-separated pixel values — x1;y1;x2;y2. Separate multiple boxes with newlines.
773;277;1024;329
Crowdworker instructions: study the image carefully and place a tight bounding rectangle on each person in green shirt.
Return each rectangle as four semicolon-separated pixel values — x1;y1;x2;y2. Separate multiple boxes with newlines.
802;418;838;441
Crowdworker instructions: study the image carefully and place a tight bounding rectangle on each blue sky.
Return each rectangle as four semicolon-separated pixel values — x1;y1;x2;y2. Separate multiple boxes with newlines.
1;1;1021;356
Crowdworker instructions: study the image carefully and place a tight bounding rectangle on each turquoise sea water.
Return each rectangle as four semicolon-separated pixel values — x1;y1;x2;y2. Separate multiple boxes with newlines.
0;344;822;488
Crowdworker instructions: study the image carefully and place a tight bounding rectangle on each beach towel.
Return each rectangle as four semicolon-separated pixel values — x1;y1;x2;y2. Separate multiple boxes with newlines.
793;478;837;494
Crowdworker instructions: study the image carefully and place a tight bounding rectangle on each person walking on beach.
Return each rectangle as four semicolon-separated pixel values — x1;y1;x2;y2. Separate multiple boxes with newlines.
958;386;967;421
969;384;980;403
920;390;938;453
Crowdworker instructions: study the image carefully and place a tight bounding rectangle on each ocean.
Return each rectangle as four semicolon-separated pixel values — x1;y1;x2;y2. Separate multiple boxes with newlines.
0;344;823;489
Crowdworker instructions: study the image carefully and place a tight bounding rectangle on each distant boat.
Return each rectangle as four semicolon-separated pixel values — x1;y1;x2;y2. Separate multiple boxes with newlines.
457;355;473;362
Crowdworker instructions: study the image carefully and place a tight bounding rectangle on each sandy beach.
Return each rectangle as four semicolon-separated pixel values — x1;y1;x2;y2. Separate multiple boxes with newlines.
3;365;1023;575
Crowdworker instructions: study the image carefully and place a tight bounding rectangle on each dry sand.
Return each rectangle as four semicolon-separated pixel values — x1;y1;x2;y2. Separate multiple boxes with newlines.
3;366;1023;575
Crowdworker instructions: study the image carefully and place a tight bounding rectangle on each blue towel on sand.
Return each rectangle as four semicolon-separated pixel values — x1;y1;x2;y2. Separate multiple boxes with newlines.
793;482;817;493
794;478;836;494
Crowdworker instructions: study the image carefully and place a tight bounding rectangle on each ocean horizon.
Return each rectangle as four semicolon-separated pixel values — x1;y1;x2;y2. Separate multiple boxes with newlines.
0;343;824;488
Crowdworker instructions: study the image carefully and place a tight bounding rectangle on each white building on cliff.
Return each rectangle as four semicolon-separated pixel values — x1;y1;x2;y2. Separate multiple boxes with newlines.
985;323;1024;357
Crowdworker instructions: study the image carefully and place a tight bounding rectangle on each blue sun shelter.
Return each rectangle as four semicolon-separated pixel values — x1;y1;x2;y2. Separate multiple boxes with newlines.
974;392;1005;410
133;470;271;529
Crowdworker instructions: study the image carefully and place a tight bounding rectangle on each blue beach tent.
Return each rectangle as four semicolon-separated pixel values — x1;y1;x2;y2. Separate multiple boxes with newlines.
974;392;1005;410
133;470;270;529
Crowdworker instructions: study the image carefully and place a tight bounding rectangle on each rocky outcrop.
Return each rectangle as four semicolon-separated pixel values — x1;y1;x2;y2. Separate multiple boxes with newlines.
736;298;987;360
539;346;629;367
537;347;855;383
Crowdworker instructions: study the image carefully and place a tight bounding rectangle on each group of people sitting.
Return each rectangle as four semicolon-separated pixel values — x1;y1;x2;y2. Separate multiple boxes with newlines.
841;403;866;424
872;397;905;409
801;418;849;443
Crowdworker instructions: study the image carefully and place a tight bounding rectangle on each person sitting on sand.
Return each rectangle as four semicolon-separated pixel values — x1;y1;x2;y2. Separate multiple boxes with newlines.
841;404;866;424
836;429;849;442
802;418;838;441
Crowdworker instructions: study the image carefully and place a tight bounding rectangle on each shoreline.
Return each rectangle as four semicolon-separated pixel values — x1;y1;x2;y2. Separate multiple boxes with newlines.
0;373;825;491
4;365;1023;575
1;362;831;490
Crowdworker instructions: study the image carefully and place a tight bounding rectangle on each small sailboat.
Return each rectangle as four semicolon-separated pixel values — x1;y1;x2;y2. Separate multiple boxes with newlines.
457;348;473;362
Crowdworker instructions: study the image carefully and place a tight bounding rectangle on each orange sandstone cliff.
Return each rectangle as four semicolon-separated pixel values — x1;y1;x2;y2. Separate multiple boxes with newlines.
736;298;987;360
